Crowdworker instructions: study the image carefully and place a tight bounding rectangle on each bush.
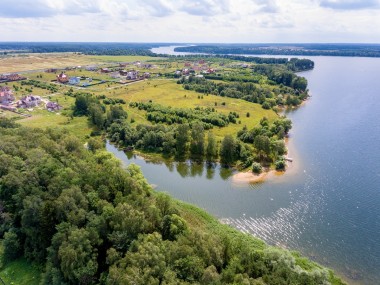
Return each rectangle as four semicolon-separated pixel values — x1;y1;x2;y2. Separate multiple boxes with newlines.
275;158;286;171
3;231;21;262
252;162;263;174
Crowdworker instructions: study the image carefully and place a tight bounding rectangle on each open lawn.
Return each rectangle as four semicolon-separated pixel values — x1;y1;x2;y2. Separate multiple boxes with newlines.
18;112;91;140
107;79;278;139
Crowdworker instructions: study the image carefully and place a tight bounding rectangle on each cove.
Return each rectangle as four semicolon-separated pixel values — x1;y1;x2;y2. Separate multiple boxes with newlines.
108;50;380;284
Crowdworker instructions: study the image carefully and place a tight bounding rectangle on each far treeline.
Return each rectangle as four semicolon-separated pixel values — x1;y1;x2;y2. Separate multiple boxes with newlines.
0;42;160;56
174;44;380;57
0;119;346;285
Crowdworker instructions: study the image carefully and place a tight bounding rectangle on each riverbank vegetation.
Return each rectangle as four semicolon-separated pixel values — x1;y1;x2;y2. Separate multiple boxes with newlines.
0;121;345;285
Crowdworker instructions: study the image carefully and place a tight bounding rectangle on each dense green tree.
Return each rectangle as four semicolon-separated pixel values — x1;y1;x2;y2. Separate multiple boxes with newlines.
220;135;236;166
3;230;21;262
175;124;190;157
190;123;205;159
88;104;106;129
206;132;218;162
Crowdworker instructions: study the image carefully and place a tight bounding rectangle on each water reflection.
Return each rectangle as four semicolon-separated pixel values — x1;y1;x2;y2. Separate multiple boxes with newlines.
121;148;233;181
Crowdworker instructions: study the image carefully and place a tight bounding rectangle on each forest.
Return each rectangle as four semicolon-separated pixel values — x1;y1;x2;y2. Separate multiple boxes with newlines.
174;44;380;57
0;42;159;56
0;118;345;285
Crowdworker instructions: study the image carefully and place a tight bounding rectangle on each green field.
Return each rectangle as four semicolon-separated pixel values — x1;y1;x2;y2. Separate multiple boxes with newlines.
106;79;278;139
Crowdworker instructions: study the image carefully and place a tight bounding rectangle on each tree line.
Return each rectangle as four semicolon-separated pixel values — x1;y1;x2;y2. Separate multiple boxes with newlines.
178;75;307;109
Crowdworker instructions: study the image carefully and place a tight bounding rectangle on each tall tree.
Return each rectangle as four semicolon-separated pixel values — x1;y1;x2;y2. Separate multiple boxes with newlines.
190;123;205;159
206;132;218;162
220;135;236;166
175;124;190;158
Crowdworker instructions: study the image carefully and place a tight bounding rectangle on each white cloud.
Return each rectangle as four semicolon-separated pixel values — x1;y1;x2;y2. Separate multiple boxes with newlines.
0;0;379;42
319;0;380;10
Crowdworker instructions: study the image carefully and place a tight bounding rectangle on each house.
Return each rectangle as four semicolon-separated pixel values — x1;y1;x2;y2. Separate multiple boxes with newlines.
110;72;121;79
100;68;111;73
57;72;69;83
0;73;26;83
17;95;42;108
85;65;98;71
120;70;139;80
119;70;129;76
69;77;80;85
0;86;15;104
45;68;58;73
46;101;62;112
143;72;151;78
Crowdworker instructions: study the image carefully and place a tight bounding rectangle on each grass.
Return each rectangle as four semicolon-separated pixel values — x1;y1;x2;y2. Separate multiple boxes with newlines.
0;242;41;285
107;79;278;139
18;112;91;140
0;53;95;73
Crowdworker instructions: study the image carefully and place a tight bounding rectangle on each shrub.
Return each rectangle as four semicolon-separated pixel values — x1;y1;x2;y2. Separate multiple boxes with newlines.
275;158;286;170
252;162;263;174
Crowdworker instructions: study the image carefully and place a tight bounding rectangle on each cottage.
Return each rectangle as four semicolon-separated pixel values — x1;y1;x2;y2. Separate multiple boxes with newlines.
120;70;139;80
0;86;15;104
17;95;42;108
0;73;26;83
100;68;111;73
57;72;69;83
143;72;151;78
110;72;121;79
85;65;98;71
119;70;129;76
69;77;80;85
46;101;62;112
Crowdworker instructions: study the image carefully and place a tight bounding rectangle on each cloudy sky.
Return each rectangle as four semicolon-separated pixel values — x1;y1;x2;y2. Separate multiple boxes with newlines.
0;0;379;43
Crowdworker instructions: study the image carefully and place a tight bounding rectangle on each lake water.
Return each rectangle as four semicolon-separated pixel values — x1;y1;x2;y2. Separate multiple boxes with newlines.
107;48;380;284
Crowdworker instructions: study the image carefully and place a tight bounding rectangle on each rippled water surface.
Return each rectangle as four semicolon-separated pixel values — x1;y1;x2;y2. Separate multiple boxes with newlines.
108;52;380;284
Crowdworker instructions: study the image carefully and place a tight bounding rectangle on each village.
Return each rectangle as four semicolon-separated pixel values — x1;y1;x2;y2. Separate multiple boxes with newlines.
0;57;225;120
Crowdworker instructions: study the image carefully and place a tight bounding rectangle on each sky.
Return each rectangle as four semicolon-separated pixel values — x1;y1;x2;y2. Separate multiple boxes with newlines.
0;0;379;43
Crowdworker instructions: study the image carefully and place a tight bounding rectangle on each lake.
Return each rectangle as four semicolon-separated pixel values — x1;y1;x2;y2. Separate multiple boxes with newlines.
107;48;380;284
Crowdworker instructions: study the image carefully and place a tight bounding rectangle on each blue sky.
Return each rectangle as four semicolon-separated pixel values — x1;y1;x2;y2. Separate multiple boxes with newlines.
0;0;379;43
